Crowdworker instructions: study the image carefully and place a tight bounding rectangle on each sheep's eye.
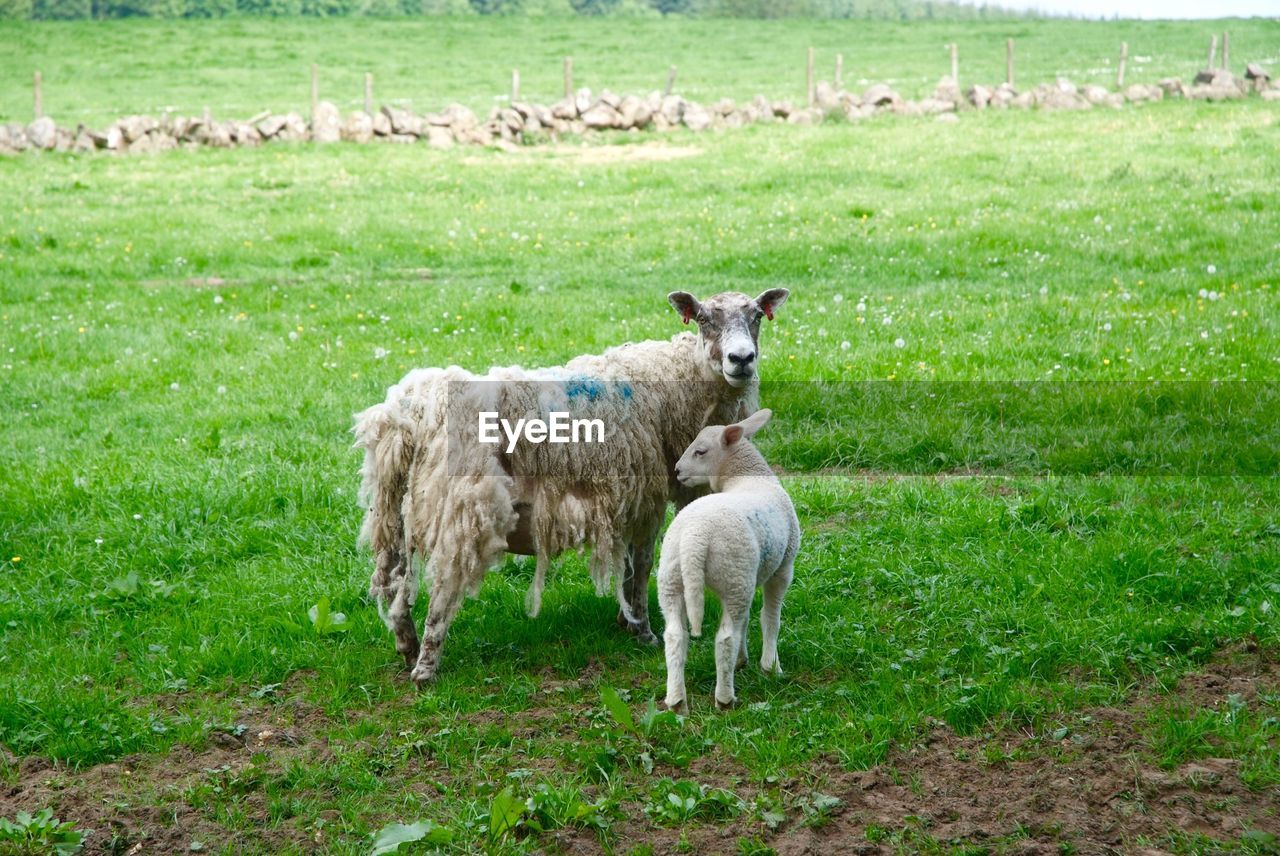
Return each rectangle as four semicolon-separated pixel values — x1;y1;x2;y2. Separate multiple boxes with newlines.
693;448;706;457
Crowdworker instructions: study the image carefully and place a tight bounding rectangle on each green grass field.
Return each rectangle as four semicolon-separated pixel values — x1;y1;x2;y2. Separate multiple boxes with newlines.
2;16;1280;855
4;17;1280;126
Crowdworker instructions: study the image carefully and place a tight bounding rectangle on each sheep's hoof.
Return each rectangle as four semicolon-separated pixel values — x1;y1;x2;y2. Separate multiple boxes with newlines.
715;698;736;712
400;647;420;668
408;664;436;688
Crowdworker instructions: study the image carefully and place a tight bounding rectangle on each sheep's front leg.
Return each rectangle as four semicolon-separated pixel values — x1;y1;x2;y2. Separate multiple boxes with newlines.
714;610;741;710
616;540;659;647
409;564;465;687
760;561;792;677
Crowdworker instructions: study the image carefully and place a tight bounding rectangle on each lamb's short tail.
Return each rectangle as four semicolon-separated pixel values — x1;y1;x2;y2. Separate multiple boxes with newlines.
680;533;707;637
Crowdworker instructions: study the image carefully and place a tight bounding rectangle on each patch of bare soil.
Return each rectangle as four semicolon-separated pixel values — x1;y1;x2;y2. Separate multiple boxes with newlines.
3;646;1275;854
599;643;1280;855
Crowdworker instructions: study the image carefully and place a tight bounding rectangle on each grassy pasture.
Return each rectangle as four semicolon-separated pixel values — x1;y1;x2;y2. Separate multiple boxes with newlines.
2;17;1280;854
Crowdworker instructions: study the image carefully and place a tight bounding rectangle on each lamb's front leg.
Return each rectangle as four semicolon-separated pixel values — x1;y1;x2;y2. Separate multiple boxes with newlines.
617;540;659;647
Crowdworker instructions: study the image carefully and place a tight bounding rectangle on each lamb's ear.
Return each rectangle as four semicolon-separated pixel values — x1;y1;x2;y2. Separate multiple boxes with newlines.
754;288;790;321
722;424;744;447
738;407;772;439
668;291;702;325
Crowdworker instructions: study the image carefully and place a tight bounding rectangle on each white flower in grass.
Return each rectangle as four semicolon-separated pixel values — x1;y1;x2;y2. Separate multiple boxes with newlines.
1207;264;1217;274
288;331;298;341
216;385;227;395
894;337;906;349
1201;331;1209;339
840;341;851;350
1198;288;1208;298
169;382;180;391
882;315;893;325
1039;286;1049;296
373;347;389;360
94;538;104;545
833;294;844;304
133;513;142;520
1102;322;1112;332
855;301;866;312
213;295;223;305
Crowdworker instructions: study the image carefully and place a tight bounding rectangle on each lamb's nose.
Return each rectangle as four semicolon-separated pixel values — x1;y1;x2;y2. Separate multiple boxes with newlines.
727;351;755;367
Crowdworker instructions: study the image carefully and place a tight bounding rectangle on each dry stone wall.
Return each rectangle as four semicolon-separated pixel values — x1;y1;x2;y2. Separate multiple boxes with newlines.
2;66;1275;156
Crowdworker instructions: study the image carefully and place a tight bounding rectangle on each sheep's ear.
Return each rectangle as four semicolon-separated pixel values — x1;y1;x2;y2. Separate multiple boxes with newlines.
722;424;744;446
754;288;790;321
738;407;772;438
668;291;702;325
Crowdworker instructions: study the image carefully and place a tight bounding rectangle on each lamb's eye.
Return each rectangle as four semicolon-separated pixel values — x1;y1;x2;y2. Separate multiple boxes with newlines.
693;448;706;457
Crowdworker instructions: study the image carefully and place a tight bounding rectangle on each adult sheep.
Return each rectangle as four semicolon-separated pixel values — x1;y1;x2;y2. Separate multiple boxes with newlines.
353;288;790;685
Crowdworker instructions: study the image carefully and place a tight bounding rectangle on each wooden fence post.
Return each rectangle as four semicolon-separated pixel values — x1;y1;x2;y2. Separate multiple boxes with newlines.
563;57;573;99
310;63;319;128
835;53;843;90
1206;34;1217;70
364;72;373;115
33;71;42;120
511;68;520;102
665;65;677;96
1221;30;1229;70
950;42;959;83
806;46;815;108
1117;42;1128;88
1006;38;1014;88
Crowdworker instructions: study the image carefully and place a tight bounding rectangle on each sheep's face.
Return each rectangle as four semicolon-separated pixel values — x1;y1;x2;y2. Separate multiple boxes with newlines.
675;409;773;487
668;289;789;388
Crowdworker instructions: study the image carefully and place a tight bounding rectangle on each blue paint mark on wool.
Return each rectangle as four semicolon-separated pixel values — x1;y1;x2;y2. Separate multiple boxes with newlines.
564;376;605;401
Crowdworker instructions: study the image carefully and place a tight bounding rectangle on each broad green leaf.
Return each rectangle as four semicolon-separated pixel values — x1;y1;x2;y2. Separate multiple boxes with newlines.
488;786;525;840
370;820;452;855
601;686;635;734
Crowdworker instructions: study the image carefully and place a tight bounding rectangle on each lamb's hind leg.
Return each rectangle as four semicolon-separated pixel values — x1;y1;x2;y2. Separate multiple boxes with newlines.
760;561;792;676
409;561;465;687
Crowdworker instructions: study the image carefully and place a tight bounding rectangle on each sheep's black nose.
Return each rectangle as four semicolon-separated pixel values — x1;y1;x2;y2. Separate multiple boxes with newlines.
726;350;755;367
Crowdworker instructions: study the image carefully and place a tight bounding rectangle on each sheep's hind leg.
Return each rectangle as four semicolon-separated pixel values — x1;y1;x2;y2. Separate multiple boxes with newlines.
387;552;419;667
616;540;659;647
371;545;419;668
409;562;465;687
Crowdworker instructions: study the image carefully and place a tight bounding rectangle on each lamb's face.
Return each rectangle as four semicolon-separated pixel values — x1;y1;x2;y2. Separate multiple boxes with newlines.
674;408;773;487
673;425;728;487
668;289;790;388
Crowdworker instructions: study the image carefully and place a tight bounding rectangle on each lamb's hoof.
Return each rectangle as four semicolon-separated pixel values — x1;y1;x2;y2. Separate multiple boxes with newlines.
661;698;689;716
400;648;420;669
715;698;736;712
760;660;783;676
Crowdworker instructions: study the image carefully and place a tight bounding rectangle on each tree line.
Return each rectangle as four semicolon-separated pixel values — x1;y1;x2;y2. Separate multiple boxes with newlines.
2;0;1030;21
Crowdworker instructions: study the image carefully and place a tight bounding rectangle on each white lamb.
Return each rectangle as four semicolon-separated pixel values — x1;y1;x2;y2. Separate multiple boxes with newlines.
657;408;800;714
352;289;791;685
